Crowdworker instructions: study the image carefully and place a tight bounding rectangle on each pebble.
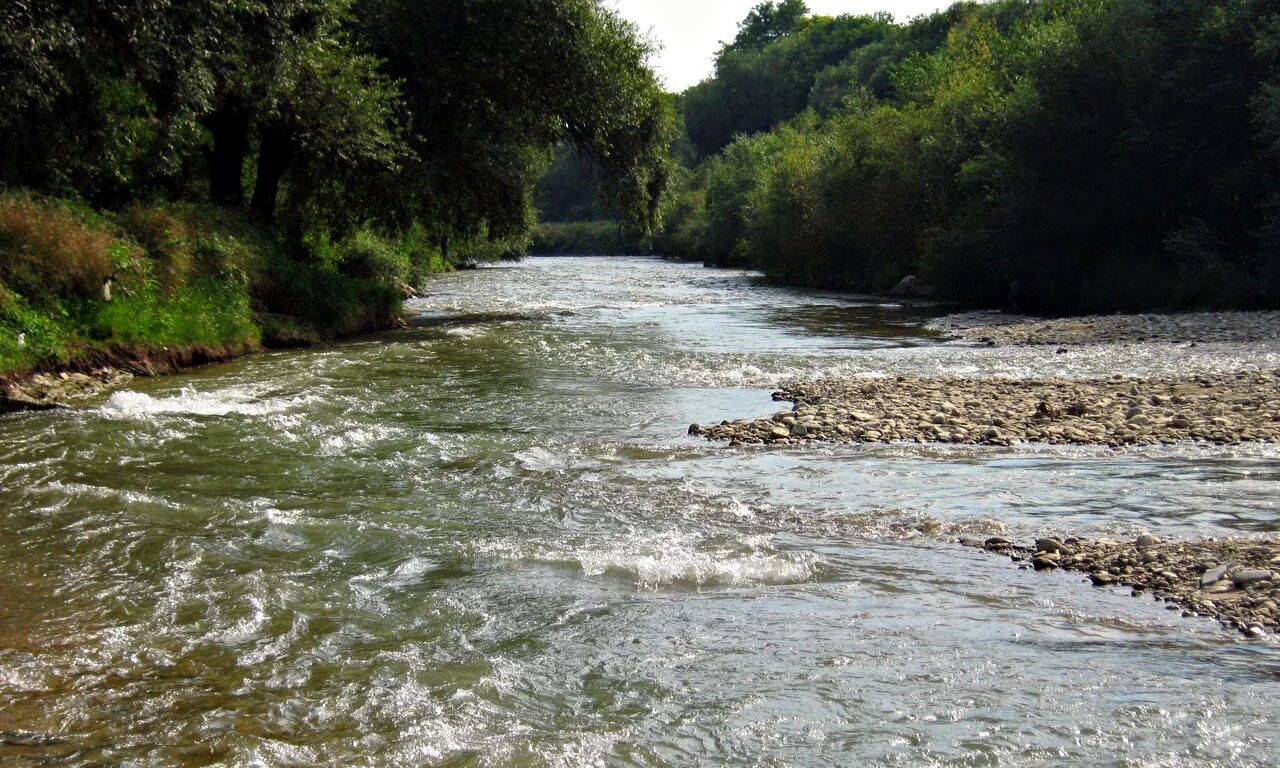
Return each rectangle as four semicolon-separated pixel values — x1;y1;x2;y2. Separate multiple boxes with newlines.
692;372;1280;448
1201;563;1233;587
974;534;1280;639
1035;538;1064;554
1232;569;1274;586
933;310;1280;347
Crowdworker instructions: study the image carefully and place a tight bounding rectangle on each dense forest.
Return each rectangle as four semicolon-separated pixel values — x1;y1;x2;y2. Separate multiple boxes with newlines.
646;0;1280;311
529;0;1280;311
0;0;673;375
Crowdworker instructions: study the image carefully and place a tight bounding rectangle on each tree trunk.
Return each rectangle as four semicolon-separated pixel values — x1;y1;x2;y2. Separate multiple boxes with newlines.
206;100;251;207
251;124;296;223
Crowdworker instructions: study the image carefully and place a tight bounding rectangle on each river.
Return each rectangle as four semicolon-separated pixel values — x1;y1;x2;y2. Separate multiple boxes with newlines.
2;257;1278;766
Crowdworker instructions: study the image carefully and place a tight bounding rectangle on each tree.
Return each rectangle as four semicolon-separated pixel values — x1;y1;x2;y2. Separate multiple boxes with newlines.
729;0;810;52
684;12;892;158
358;0;674;246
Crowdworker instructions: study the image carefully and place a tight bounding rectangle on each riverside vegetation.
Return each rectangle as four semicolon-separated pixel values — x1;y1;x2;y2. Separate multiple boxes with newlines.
638;0;1280;313
1;0;673;406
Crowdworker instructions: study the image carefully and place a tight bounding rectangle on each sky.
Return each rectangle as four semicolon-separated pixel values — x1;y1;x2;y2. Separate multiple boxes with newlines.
608;1;954;91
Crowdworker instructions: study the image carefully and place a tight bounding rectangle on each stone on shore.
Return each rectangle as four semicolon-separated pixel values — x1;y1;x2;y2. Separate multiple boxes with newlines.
971;534;1280;638
690;371;1280;448
2;369;133;413
929;310;1280;347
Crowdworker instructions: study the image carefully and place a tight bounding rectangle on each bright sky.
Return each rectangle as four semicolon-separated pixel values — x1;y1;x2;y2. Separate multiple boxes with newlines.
609;1;955;91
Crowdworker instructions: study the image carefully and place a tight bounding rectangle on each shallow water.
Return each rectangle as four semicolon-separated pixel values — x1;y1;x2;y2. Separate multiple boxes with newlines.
2;256;1278;767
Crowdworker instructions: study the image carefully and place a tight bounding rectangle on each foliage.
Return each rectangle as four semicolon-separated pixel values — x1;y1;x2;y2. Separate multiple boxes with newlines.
0;192;403;375
728;1;812;53
661;0;1280;312
0;0;674;293
536;144;613;224
530;222;646;256
0;193;117;301
358;0;675;242
682;11;894;158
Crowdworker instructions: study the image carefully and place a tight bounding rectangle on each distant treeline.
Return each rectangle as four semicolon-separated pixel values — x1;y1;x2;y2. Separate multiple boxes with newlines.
646;0;1280;312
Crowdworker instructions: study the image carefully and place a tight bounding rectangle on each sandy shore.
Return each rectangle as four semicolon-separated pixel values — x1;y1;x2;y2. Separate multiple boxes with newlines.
969;534;1280;638
691;371;1280;447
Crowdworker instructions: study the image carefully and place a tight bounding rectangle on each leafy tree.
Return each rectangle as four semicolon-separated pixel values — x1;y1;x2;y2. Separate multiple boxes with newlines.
536;144;611;223
684;11;892;158
728;0;811;52
664;0;1280;311
358;0;674;248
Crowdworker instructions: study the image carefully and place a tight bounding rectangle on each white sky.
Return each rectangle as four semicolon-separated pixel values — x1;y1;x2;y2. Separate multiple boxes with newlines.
608;1;955;91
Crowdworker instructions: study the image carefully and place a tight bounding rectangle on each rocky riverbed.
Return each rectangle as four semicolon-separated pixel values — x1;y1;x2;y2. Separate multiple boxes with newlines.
967;534;1280;638
690;371;1280;447
1;369;134;413
930;309;1280;346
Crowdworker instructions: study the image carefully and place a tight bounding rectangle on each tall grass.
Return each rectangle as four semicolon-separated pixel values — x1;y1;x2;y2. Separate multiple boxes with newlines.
1;191;408;376
0;194;116;300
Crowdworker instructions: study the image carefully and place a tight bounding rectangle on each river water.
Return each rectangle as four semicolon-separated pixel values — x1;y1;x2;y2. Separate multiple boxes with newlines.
2;257;1279;766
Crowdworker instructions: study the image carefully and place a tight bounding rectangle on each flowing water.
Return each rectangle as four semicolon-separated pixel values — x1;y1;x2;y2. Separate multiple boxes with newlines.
2;256;1279;767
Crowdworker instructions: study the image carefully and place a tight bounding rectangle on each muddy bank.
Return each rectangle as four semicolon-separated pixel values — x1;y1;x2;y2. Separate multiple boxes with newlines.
691;371;1280;447
930;310;1280;346
968;534;1280;638
0;343;255;412
1;311;409;413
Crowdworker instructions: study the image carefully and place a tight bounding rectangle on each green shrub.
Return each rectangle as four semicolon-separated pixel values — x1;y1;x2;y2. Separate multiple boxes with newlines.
530;221;644;255
0;192;403;376
337;229;411;284
119;204;194;294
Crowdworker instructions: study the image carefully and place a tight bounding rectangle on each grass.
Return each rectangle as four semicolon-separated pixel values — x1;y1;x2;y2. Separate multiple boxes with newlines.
0;191;406;378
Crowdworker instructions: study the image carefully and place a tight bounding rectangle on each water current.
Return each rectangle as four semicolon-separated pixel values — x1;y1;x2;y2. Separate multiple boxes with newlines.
2;257;1279;766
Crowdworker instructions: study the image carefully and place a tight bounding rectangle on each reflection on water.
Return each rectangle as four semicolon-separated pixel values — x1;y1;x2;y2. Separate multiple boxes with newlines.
1;257;1278;766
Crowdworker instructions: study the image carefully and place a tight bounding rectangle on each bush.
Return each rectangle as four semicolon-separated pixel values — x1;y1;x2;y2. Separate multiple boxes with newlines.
336;229;411;284
0;192;117;301
250;244;401;340
0;192;403;376
119;204;194;294
530;221;644;255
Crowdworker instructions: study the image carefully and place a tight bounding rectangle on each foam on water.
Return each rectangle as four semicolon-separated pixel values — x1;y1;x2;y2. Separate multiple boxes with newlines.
99;385;322;420
477;529;819;589
3;256;1279;767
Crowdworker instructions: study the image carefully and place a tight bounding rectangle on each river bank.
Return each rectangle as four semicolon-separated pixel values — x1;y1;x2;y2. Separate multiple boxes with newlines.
969;533;1280;638
693;309;1280;447
0;193;409;412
